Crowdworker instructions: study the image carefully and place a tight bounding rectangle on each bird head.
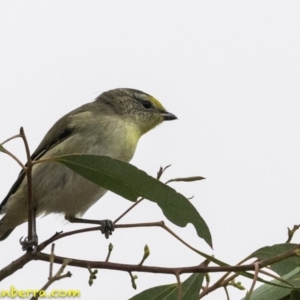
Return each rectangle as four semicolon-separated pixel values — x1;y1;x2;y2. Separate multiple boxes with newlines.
97;88;177;135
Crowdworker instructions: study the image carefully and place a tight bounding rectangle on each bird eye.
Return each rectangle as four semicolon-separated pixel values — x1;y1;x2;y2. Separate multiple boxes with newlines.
141;100;152;109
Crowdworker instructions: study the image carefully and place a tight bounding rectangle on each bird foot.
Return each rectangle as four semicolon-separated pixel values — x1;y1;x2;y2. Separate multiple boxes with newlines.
100;220;114;239
20;235;38;252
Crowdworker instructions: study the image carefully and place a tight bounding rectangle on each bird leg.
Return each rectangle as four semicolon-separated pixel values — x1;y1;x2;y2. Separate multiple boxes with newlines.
65;216;114;239
20;205;38;252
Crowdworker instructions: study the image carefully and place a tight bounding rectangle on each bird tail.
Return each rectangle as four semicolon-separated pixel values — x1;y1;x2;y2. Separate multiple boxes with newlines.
0;213;21;241
0;227;15;241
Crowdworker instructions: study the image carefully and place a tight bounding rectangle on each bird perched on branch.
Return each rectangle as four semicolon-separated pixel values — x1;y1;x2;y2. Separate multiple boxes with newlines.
0;88;177;246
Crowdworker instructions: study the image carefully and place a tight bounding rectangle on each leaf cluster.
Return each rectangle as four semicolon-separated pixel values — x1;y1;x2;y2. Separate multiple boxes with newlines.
1;131;300;300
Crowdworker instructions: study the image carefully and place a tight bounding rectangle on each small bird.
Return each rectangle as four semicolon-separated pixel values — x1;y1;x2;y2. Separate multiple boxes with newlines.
0;88;177;243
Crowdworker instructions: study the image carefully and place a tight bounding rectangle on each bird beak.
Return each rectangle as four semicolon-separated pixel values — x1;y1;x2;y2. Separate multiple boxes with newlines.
161;111;177;121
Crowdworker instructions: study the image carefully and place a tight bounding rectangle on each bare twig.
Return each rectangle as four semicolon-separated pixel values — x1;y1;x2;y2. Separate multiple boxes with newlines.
30;256;71;300
1;133;23;145
49;244;55;278
223;286;230;300
129;271;137;289
30;252;273;274
286;224;300;243
259;268;293;286
113;197;144;224
1;238;300;296
19;127;37;252
87;265;98;286
157;164;171;180
105;243;113;262
0;142;26;170
247;262;260;298
175;271;182;300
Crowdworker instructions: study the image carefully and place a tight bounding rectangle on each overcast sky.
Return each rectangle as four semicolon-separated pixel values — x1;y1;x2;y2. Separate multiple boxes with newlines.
1;1;300;299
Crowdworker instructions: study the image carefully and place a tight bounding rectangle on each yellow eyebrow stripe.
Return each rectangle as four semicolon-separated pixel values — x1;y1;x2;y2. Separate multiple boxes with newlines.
149;96;165;111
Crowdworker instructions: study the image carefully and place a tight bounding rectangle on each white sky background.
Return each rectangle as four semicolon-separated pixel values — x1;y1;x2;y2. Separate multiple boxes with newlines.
1;1;300;299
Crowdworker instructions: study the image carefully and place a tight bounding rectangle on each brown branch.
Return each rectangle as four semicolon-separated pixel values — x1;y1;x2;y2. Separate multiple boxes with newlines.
34;251;257;274
36;221;221;267
30;254;71;300
286;225;300;243
2;221;299;289
19;127;35;251
0;138;26;171
175;271;182;300
49;244;55;278
247;262;260;298
36;222;171;252
37;221;300;273
223;286;230;300
1;238;300;295
0;252;34;281
0;251;252;283
259;268;292;285
1;133;23;145
2;133;297;300
113;197;144;224
258;244;300;268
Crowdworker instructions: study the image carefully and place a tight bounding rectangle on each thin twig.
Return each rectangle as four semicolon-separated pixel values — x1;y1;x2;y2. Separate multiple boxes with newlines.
223;286;230;300
49;244;55;278
0;145;26;170
157;164;171;180
248;262;260;297
113;197;144;224
1;133;22;145
87;265;98;286
105;243;113;262
30;258;71;300
36;221;226;267
259;268;293;285
19;127;35;250
129;272;137;289
286;224;300;243
175;271;182;300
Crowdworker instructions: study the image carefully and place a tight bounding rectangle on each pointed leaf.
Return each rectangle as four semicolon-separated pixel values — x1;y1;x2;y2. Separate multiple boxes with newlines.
242;267;300;300
129;273;204;300
291;289;300;300
165;176;205;184
51;154;212;247
249;243;299;276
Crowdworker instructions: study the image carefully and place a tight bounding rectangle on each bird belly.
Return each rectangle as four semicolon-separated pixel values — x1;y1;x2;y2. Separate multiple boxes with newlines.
33;161;107;217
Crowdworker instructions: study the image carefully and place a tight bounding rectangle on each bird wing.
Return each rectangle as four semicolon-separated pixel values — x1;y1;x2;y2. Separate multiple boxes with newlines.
0;114;74;212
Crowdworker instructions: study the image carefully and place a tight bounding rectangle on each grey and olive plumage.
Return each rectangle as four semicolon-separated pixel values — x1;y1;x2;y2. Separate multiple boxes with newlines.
0;88;177;241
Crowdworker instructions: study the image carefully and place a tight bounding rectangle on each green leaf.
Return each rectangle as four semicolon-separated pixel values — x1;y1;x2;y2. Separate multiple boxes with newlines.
165;176;205;184
249;243;299;276
290;289;300;300
129;273;204;300
242;267;300;300
243;244;300;300
51;154;212;247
